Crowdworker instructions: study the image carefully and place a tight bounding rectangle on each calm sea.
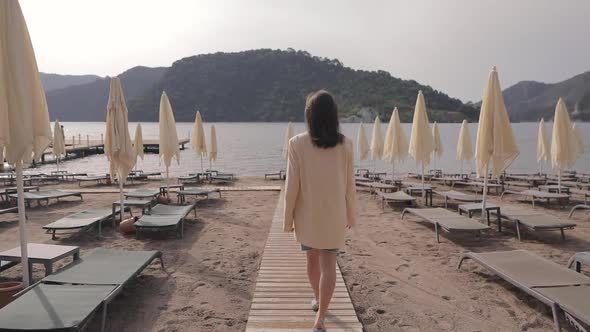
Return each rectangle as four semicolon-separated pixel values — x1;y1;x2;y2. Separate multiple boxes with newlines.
32;122;589;176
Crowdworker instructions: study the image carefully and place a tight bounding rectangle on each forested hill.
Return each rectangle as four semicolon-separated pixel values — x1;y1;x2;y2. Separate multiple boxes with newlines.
128;49;478;122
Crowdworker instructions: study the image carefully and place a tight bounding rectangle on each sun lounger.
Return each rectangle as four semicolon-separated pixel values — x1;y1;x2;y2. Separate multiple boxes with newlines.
378;191;416;210
0;207;17;215
505;174;547;186
134;203;197;238
433;190;482;208
43;208;127;239
571;188;590;205
177;188;222;203
178;174;201;184
1;185;39;200
568;252;590;273
265;170;286;180
458;249;590;332
124;188;160;200
0;248;163;332
501;189;569;208
453;181;503;194
401;208;489;242
8;189;83;207
209;174;235;184
569;204;590;218
77;175;109;186
0;260;18;273
489;206;576;240
51;172;88;181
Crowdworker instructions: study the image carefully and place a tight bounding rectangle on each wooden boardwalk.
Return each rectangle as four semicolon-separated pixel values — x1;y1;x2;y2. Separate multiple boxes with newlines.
245;191;363;332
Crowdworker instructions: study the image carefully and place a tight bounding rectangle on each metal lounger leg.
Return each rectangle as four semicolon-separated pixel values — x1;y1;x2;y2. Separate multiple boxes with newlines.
101;302;108;332
516;221;521;241
560;228;565;241
550;303;561;332
435;223;440;243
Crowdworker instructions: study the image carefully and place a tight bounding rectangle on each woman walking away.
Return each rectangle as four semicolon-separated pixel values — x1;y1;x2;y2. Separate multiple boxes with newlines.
284;90;357;332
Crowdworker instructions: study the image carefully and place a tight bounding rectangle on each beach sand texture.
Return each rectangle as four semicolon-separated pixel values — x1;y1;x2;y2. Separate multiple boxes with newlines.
0;176;588;331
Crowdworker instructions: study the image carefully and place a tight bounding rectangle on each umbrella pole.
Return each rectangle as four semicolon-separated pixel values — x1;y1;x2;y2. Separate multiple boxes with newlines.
391;160;395;184
166;166;170;198
461;160;463;177
558;168;561;194
119;177;124;222
16;161;30;286
56;156;60;173
200;155;204;174
421;163;425;198
482;164;489;212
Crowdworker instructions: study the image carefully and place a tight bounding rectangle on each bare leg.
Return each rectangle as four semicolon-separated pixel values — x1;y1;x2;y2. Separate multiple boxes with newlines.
314;250;337;329
306;249;320;303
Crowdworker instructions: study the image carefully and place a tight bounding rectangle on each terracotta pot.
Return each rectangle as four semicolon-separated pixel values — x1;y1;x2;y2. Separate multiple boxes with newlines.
157;196;172;205
0;281;23;309
119;216;137;235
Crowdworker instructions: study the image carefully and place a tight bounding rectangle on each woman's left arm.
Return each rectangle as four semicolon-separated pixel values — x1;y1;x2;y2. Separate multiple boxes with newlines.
283;140;300;232
345;140;357;228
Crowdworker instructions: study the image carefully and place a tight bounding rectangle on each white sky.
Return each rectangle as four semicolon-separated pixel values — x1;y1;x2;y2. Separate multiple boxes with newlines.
20;0;590;102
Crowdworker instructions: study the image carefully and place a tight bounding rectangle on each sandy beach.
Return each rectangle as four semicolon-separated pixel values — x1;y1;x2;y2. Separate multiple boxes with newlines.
0;177;278;332
1;176;589;331
340;183;589;332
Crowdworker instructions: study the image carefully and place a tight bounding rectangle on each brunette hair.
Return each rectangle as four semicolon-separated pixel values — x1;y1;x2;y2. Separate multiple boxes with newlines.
304;90;344;148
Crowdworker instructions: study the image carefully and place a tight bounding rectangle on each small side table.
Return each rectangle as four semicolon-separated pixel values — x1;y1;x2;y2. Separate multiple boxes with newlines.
0;243;80;282
458;203;501;231
405;187;433;206
159;184;185;197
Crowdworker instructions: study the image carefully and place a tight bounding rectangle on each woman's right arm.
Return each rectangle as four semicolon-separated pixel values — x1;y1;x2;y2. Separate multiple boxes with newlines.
283;140;299;232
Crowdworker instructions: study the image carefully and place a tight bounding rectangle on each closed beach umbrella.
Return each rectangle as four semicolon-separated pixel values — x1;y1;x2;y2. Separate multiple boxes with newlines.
536;118;550;174
104;77;135;222
431;121;443;170
383;108;408;182
456;120;473;175
192;111;207;173
159;92;180;194
282;122;294;159
133;123;144;163
53;120;66;172
408;90;434;197
0;0;52;286
475;67;519;210
209;125;218;170
370;117;384;161
572;123;584;158
550;98;579;191
357;123;369;166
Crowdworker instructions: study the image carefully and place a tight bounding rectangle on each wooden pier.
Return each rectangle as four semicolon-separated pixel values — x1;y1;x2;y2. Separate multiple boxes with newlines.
245;191;363;332
40;139;190;164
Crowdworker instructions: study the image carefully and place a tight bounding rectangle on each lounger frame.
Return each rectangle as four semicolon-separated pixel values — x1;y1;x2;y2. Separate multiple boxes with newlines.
458;252;589;332
401;208;489;243
134;203;197;239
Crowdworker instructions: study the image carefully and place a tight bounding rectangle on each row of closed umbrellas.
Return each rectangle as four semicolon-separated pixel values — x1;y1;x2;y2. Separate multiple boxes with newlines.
282;67;584;212
0;0;220;287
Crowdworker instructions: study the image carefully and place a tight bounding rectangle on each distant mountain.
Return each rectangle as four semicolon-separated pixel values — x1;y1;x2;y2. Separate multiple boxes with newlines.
46;66;166;121
503;71;590;121
45;49;478;122
40;73;101;92
128;49;478;122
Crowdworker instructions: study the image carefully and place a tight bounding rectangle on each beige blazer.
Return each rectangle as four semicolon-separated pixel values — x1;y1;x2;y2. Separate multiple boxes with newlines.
283;132;356;249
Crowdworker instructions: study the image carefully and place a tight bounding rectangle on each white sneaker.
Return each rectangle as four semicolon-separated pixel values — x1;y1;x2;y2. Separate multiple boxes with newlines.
311;299;319;312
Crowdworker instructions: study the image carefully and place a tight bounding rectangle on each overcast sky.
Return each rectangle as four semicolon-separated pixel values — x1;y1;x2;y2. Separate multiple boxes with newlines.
20;0;590;102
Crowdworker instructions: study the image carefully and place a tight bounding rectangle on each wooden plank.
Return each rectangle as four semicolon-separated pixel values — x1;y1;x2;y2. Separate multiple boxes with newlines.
245;190;362;331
